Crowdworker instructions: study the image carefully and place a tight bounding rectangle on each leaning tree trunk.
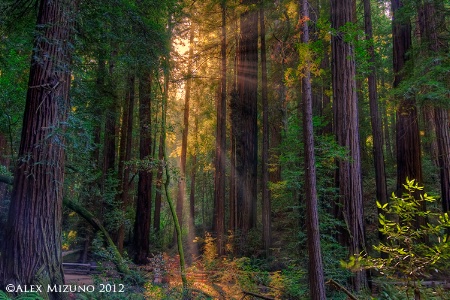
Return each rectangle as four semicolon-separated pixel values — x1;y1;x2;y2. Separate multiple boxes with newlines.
331;0;366;291
0;1;75;299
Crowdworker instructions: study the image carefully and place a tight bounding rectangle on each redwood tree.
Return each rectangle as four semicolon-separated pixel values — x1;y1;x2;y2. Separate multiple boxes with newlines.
417;0;450;214
232;0;258;246
236;0;258;240
115;75;135;253
331;0;366;291
213;0;227;255
260;3;271;256
301;0;326;298
0;0;75;298
134;72;153;264
177;22;195;241
392;0;423;193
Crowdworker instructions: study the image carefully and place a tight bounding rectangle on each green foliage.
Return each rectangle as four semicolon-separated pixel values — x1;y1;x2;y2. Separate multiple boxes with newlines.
348;179;450;297
270;266;308;299
0;291;44;300
0;16;32;155
372;278;450;300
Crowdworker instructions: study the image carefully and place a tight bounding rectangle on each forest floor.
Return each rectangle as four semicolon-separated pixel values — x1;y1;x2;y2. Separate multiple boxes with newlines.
63;252;259;299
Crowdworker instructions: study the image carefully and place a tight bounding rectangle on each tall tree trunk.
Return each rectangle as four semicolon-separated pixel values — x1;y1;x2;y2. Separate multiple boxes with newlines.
116;75;135;253
229;15;239;235
154;130;164;234
422;106;439;166
331;0;366;291
233;0;258;248
80;51;107;263
0;1;75;298
154;63;171;236
102;51;118;180
214;0;227;256
134;72;153;264
260;4;271;256
435;108;450;213
188;115;199;257
417;0;450;213
392;0;424;206
363;0;388;235
189;152;197;229
177;23;195;244
301;0;326;298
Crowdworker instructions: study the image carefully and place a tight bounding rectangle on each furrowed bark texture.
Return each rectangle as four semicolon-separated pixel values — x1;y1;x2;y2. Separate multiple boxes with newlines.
392;0;422;186
0;1;74;298
392;0;425;228
234;0;258;246
331;0;366;291
363;0;388;208
418;0;450;213
301;0;326;298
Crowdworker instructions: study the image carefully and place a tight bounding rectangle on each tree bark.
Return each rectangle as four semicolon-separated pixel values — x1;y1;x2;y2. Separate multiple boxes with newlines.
260;4;271;257
0;1;75;298
233;0;258;247
392;0;424;209
363;0;388;240
176;22;195;245
300;0;326;298
417;0;450;214
214;0;227;256
154;131;164;234
134;72;153;264
154;61;171;236
115;75;135;253
331;0;366;291
188;115;199;257
229;16;239;235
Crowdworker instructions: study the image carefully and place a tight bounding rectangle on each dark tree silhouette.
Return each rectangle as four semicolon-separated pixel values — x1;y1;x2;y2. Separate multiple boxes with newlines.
232;0;258;247
134;73;153;264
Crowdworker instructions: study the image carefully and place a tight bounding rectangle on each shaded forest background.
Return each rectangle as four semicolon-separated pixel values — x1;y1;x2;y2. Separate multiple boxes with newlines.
0;0;449;299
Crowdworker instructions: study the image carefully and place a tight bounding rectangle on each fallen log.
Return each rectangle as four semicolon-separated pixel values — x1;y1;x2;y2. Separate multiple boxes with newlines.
63;198;130;275
326;279;359;300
